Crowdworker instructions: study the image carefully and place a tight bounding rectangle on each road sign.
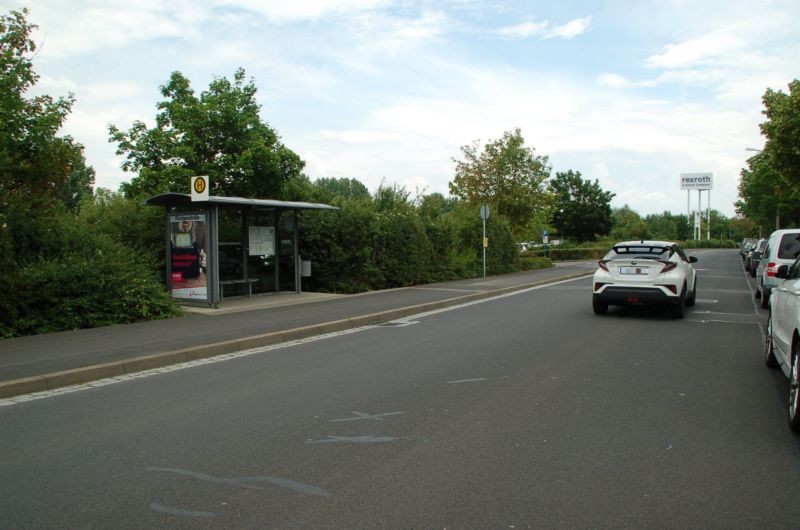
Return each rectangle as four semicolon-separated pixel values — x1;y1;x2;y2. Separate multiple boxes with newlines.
480;204;490;220
191;175;209;201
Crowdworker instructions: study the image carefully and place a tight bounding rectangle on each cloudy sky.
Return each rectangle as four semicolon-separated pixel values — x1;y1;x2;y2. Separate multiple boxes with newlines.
14;0;800;217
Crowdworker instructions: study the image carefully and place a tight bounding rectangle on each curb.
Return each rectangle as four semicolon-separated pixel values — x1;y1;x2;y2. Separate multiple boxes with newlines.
0;271;592;399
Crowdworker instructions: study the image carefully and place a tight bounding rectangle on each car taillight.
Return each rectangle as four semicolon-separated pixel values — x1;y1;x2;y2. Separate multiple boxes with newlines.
658;260;677;273
767;262;778;277
598;260;609;271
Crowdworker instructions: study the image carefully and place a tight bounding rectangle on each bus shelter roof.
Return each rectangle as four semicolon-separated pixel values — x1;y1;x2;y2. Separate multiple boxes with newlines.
143;193;338;211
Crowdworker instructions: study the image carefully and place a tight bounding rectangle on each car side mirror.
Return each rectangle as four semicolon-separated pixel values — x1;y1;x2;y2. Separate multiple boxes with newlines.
776;265;789;279
689;256;698;263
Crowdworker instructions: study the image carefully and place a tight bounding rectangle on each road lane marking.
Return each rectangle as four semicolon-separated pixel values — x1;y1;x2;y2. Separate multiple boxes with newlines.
446;378;488;384
306;435;397;444
150;503;216;518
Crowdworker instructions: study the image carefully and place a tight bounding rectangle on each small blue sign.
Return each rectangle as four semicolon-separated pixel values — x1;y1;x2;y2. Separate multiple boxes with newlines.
543;229;548;237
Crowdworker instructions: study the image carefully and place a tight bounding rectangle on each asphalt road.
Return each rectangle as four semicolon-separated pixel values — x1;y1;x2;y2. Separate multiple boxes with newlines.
2;249;800;528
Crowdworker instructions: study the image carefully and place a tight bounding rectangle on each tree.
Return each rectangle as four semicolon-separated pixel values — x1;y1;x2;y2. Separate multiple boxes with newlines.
449;128;552;238
549;170;615;242
737;80;800;229
610;205;647;241
0;8;97;333
110;69;304;200
312;177;371;203
643;211;691;241
57;147;95;211
760;80;800;193
736;151;798;228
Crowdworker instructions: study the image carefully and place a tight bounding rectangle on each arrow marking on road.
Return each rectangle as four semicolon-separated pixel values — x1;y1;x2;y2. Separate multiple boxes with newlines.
146;467;331;496
331;411;405;422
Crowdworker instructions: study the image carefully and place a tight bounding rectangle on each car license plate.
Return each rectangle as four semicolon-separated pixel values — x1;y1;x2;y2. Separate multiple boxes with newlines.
620;266;647;275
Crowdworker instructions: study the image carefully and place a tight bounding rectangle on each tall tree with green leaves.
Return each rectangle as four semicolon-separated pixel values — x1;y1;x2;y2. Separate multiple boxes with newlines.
610;205;647;241
449;128;552;238
736;151;797;228
549;170;615;242
758;79;800;227
110;68;304;200
1;8;94;331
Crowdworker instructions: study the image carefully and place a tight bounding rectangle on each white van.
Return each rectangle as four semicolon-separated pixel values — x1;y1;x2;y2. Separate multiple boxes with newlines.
755;229;800;308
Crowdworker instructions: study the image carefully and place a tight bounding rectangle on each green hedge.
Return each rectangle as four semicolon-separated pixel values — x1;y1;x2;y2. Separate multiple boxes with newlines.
517;257;555;271
523;247;607;261
679;239;738;249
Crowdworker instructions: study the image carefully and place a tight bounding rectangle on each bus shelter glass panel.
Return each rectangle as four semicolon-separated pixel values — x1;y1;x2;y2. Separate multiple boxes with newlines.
278;212;297;292
218;209;244;283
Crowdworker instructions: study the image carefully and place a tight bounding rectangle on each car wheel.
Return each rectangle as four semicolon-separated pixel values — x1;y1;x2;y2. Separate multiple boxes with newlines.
685;277;697;307
788;341;800;432
592;299;608;315
764;315;778;368
750;265;757;278
671;283;686;318
760;287;770;309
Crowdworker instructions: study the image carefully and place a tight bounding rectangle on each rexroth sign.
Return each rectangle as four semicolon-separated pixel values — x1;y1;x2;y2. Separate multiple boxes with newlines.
680;172;713;190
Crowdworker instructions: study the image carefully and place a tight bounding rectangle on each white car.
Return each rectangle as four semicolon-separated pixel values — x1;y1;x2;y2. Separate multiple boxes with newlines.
764;255;800;430
592;240;698;318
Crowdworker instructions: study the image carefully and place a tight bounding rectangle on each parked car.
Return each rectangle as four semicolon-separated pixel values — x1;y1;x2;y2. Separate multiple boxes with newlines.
746;238;767;277
763;254;800;430
740;238;757;260
592;240;698;318
755;229;800;308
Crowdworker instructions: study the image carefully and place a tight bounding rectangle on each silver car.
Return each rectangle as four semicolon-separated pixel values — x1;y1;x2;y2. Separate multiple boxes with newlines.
764;255;800;430
755;229;800;308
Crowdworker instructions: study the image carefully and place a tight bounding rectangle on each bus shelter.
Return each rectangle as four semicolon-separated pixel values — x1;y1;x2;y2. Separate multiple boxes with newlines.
144;193;337;306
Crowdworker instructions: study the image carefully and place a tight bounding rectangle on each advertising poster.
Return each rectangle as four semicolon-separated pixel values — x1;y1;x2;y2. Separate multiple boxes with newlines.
170;214;207;300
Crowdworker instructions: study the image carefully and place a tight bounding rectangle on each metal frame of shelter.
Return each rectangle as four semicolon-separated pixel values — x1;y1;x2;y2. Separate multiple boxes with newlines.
144;193;337;306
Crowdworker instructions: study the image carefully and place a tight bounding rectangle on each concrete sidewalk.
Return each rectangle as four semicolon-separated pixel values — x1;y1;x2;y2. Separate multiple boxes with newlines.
0;263;595;398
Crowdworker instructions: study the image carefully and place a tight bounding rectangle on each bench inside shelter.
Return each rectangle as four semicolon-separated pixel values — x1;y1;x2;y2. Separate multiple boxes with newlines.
219;277;259;300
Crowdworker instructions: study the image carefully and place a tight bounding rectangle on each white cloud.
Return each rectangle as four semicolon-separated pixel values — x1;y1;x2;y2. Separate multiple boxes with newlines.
597;73;632;89
498;16;591;40
350;10;451;55
543;16;591;40
497;20;549;39
645;31;744;69
31;0;206;59
212;0;388;21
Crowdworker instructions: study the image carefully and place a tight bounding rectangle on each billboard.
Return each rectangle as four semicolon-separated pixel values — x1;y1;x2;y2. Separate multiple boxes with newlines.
680;173;713;190
169;214;207;300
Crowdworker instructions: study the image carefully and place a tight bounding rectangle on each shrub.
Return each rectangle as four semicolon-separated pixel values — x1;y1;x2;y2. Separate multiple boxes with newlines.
6;213;181;337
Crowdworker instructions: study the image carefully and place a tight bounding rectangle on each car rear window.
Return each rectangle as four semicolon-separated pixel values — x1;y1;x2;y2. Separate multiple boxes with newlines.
777;233;800;260
606;245;670;259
